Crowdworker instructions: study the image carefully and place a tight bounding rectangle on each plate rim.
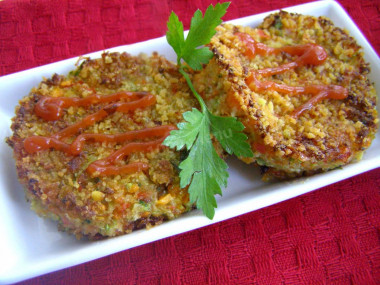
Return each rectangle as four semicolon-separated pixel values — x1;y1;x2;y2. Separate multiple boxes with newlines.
0;0;379;283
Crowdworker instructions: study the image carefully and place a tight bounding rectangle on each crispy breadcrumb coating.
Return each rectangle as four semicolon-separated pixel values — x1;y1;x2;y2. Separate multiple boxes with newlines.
194;11;378;179
7;52;198;239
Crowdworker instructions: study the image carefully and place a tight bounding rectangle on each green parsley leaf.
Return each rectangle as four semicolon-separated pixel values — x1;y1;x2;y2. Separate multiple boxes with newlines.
166;12;185;65
163;2;253;219
166;2;230;70
209;112;253;157
183;48;213;71
176;110;228;190
162;108;203;150
177;110;227;219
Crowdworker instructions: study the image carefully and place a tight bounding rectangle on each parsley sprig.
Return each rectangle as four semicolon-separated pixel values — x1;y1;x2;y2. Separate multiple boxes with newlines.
163;3;253;219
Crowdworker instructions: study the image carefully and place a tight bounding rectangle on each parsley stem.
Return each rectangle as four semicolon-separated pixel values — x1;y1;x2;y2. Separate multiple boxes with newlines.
179;67;208;113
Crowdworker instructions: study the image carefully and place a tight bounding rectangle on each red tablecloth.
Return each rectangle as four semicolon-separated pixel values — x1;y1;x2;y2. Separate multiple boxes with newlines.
1;0;379;284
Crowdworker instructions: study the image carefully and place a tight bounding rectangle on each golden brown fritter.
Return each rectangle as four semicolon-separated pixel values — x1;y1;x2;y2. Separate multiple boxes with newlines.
7;52;198;239
194;11;378;179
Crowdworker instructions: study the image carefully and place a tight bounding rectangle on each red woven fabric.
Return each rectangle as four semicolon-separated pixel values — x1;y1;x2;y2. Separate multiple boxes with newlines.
1;0;379;284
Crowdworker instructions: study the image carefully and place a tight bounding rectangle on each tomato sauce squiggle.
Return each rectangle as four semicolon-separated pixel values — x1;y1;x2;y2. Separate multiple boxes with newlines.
237;33;348;118
24;91;175;176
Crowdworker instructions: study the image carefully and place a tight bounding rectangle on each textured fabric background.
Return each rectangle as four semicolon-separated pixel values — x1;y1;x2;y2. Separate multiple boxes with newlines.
1;0;379;284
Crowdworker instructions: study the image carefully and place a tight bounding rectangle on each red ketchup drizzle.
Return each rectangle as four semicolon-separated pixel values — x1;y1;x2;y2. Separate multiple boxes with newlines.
24;91;175;176
237;32;348;118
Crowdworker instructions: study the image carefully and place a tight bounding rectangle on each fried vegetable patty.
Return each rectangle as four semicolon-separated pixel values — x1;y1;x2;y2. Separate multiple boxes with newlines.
7;52;198;239
194;11;378;179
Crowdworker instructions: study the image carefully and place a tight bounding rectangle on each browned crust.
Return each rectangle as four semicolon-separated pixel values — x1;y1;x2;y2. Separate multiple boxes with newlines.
194;11;378;179
7;52;196;239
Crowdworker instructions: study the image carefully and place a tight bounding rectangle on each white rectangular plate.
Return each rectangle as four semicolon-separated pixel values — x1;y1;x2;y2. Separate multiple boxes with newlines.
0;0;379;283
